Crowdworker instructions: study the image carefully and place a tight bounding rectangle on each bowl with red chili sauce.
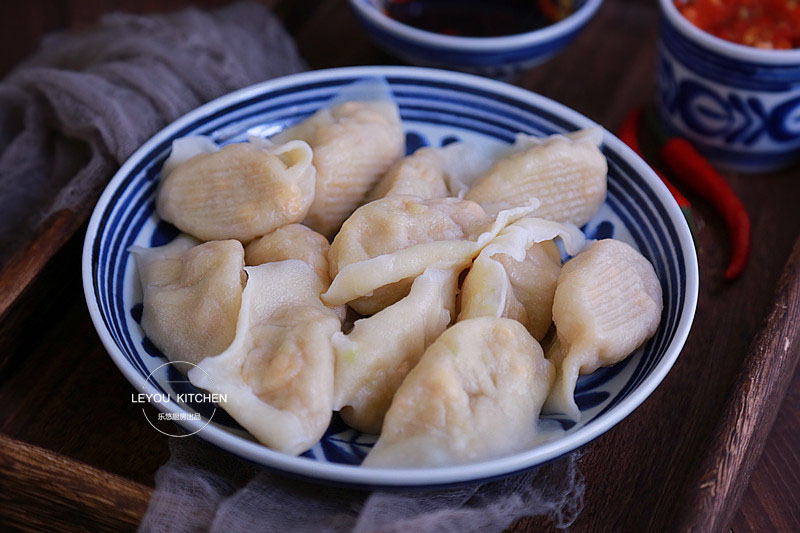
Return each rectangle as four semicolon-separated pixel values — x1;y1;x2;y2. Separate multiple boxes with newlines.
348;0;604;78
658;0;800;171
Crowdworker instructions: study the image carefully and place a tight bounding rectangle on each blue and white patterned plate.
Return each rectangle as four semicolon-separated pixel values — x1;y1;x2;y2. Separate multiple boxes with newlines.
82;66;698;489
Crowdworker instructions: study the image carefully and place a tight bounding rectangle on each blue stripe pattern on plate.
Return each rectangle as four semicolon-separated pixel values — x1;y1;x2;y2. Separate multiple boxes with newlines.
91;73;686;473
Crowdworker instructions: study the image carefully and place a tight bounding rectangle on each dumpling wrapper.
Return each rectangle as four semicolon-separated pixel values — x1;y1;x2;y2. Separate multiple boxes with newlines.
157;139;316;242
245;224;346;321
509;128;603;155
272;79;404;237
328;195;489;314
363;317;554;468
543;239;663;421
188;260;341;455
491;242;562;341
464;128;607;227
458;217;586;341
245;224;332;286
160;135;219;179
322;202;538;308
366;141;496;201
332;268;459;434
129;236;245;372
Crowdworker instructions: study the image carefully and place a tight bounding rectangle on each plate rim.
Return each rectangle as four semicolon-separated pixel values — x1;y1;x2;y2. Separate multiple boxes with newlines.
82;65;699;488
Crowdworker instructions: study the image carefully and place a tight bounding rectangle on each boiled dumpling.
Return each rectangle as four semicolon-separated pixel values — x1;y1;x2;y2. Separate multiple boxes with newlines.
129;236;245;371
323;202;537;309
332;268;458;434
156;140;315;242
245;224;346;321
366;147;448;201
245;224;332;286
464;128;607;226
328;195;489;314
543;239;663;421
492;243;562;340
366;141;495;201
271;84;404;237
188;260;341;455
363;317;554;468
458;217;587;341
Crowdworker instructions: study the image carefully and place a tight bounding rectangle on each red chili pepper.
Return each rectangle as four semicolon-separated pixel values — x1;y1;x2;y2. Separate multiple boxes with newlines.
644;110;751;280
660;138;751;280
617;107;696;235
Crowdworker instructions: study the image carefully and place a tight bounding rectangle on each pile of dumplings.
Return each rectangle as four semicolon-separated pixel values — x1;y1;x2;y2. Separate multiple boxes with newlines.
131;80;663;468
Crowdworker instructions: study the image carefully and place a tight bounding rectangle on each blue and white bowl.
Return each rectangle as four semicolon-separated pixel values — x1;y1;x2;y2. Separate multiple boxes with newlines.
83;66;698;489
658;0;800;172
349;0;603;79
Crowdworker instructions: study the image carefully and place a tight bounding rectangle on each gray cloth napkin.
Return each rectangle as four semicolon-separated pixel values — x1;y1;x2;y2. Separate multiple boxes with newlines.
140;437;584;533
0;1;305;263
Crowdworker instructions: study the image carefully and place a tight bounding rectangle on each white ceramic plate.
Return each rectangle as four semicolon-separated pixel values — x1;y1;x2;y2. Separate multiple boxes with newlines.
83;66;698;488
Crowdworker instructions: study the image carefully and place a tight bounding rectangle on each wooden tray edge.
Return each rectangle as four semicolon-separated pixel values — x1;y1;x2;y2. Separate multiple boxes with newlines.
674;235;800;531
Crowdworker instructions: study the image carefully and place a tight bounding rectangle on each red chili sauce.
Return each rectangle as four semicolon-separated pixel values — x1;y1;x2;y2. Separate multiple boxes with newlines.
675;0;800;50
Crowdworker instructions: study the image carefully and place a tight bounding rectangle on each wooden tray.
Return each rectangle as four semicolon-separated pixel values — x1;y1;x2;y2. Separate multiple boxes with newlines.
1;0;799;530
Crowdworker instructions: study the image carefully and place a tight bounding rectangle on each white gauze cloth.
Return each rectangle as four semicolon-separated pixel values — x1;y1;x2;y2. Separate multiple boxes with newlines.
139;436;584;532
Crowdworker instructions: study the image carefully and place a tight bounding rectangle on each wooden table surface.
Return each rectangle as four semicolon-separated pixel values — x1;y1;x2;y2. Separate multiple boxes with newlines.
1;0;799;531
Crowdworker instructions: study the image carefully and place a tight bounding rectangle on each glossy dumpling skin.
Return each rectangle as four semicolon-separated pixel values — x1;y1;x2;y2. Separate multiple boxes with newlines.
272;100;404;237
366;147;448;201
322;203;538;309
366;141;495;202
245;224;346;321
157;140;315;242
493;242;562;340
332;268;458;434
328;195;489;314
129;236;245;371
464;128;607;227
363;317;555;468
458;217;587;341
245;224;332;286
160;135;218;178
543;239;663;421
188;260;341;455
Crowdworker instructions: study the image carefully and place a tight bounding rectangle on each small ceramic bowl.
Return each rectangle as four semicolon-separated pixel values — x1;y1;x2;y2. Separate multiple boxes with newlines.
658;0;800;172
348;0;603;78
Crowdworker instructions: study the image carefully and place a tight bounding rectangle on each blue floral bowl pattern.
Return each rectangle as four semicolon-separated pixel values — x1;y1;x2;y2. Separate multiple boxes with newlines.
83;66;698;489
658;0;800;172
348;0;603;79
